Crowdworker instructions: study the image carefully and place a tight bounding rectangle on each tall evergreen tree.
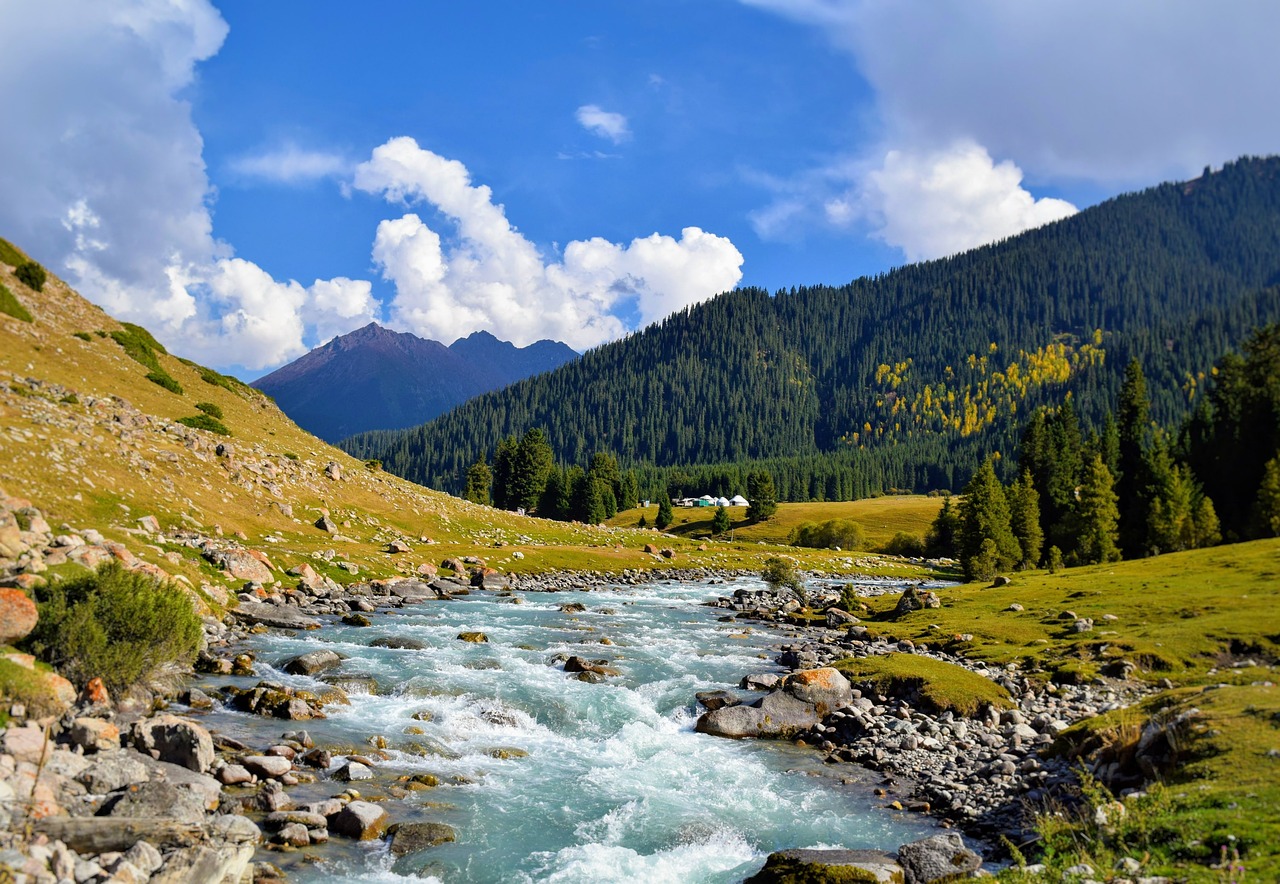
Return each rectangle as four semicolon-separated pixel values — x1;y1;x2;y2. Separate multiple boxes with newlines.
491;436;518;510
958;458;1020;580
511;428;554;512
1257;453;1280;538
1008;470;1044;569
1075;454;1121;564
746;471;778;522
538;467;571;520
1116;358;1152;556
925;497;960;559
464;455;492;506
655;495;674;530
712;505;731;535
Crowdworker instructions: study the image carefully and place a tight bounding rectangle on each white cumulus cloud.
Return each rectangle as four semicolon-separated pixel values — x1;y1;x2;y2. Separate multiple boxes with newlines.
751;141;1076;261
354;137;742;350
576;104;631;144
864;141;1077;260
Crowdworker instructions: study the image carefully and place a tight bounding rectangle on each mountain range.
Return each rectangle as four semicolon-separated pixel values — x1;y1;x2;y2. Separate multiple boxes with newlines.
252;324;577;443
343;156;1280;499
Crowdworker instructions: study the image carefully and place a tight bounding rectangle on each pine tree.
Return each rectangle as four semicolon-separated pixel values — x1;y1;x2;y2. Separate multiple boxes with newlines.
712;505;730;535
491;436;518;510
925;496;960;558
1258;453;1280;537
747;471;778;522
1116;358;1152;556
539;467;570;519
510;428;553;512
655;496;674;530
1008;470;1044;569
464;455;492;506
958;458;1020;580
1076;454;1121;564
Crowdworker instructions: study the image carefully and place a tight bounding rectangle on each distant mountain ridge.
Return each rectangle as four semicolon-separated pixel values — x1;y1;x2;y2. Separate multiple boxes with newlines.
342;156;1280;499
252;324;577;442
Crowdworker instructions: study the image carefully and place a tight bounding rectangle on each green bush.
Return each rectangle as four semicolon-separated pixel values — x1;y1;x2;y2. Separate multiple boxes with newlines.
177;413;231;436
194;401;223;420
0;283;32;323
789;518;866;551
23;562;201;696
110;328;161;371
146;371;183;394
60;393;79;405
15;262;46;292
882;531;927;557
72;331;92;341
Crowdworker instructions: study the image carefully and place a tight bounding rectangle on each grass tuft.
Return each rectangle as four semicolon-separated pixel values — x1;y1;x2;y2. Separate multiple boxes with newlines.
0;283;33;323
831;653;1013;716
177;413;231;436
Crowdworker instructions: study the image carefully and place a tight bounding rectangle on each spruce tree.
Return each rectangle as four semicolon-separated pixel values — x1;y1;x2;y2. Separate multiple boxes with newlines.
491;436;517;510
746;471;778;522
511;428;554;512
1117;358;1152;556
958;458;1019;580
712;505;730;535
1076;454;1121;564
1257;453;1280;537
655;496;674;530
925;496;960;558
1008;470;1044;569
464;455;492;506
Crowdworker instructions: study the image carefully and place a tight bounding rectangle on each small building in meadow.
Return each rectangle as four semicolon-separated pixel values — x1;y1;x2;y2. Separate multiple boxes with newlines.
728;495;749;507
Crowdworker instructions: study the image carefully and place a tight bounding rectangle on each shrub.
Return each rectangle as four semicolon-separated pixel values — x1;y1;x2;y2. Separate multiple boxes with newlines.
177;413;231;436
23;562;201;696
283;451;299;461
762;556;809;608
194;401;223;420
60;393;79;405
72;331;92;341
882;531;926;558
364;459;382;471
0;283;32;323
111;328;161;371
15;261;46;292
789;518;865;551
146;371;183;394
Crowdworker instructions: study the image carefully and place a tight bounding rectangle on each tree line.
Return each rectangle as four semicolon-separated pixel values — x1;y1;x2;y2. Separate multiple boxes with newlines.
344;158;1280;503
935;324;1280;580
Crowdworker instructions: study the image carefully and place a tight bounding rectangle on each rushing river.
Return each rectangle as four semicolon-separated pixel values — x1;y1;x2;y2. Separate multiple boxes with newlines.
195;577;937;883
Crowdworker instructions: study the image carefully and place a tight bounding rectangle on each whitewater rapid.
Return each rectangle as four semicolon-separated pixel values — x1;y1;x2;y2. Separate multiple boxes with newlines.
195;577;936;882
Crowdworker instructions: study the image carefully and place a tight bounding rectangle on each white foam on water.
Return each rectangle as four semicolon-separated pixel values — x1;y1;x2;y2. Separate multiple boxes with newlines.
532;827;760;884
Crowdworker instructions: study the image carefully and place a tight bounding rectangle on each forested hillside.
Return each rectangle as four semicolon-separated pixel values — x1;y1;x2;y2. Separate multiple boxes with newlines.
345;157;1280;499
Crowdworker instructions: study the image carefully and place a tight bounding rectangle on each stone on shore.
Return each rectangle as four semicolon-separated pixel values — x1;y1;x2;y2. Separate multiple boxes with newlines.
0;587;38;644
782;667;852;716
229;600;321;630
387;821;457;856
695;690;819;739
282;650;343;675
896;833;982;883
128;714;216;773
329;800;389;840
746;848;904;883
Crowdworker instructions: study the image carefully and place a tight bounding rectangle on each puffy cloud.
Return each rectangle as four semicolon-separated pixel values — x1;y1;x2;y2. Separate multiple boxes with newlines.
751;141;1076;261
742;0;1280;184
229;145;350;184
865;141;1077;260
356;137;743;350
576;104;631;144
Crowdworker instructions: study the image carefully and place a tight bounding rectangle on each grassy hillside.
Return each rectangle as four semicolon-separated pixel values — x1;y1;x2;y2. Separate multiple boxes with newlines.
606;495;946;549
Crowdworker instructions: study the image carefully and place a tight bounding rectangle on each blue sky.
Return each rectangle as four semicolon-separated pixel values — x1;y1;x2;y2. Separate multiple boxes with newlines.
3;1;1279;376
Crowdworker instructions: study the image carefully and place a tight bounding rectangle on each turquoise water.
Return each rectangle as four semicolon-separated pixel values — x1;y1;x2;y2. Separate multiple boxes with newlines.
198;577;936;882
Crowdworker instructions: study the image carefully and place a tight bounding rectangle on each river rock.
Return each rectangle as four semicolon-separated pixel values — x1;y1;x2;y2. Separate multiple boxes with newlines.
68;717;121;754
897;833;982;883
746;848;904;883
242;755;293;779
695;690;741;711
229;601;321;630
387;821;457;856
99;779;208;824
75;750;152;794
205;548;275;584
457;631;488;643
329;800;389;840
695;690;819;739
0;587;38;644
782;667;852;716
370;637;426;650
740;673;781;691
128;714;215;773
334;760;374;781
284;649;345;675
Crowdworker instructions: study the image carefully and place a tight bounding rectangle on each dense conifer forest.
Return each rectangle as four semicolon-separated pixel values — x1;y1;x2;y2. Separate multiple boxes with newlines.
344;158;1280;502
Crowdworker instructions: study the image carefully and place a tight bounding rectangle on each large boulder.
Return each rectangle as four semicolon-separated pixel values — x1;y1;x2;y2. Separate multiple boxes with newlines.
128;715;216;774
99;780;208;825
893;586;941;618
228;600;321;630
746;849;904;883
896;833;982;884
695;690;819;739
281;650;342;676
204;548;275;584
388;822;457;856
782;667;853;716
329;800;389;840
0;587;38;644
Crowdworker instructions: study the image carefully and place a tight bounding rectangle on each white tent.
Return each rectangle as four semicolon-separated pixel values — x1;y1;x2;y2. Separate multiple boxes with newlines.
728;495;749;507
715;497;730;507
